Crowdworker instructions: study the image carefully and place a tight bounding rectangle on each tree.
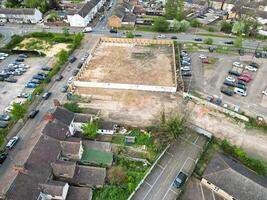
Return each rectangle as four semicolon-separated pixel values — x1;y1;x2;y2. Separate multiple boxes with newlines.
190;19;201;28
48;10;59;22
232;21;245;35
179;20;190;32
107;166;127;185
82;121;98;139
11;103;27;120
73;33;84;48
241;15;260;37
220;20;233;33
153;17;169;32
204;38;213;45
63;27;69;36
234;37;243;48
126;31;134;38
165;0;184;20
172;19;181;32
5;0;21;7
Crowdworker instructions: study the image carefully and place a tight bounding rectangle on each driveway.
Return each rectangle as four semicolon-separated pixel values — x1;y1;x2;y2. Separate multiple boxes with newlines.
131;131;208;200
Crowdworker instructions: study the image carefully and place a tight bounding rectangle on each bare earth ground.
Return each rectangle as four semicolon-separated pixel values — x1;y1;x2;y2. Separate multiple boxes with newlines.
76;87;182;126
79;42;175;86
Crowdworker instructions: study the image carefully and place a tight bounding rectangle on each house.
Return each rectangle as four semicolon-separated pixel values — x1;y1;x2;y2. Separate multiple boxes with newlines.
203;153;267;200
0;8;42;23
97;121;117;135
66;186;93;200
107;0;135;28
39;181;69;200
42;119;71;140
60;139;84;160
67;0;105;27
70;113;95;134
51;160;76;179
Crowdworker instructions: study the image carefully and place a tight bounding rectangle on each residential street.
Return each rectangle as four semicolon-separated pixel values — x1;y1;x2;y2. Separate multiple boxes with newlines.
0;34;99;197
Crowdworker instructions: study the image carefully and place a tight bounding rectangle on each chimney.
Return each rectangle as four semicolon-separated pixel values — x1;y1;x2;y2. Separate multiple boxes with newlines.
44;113;55;121
14;165;27;174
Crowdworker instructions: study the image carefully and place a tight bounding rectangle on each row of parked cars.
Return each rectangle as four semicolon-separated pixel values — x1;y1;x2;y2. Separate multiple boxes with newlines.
221;61;259;97
180;50;192;77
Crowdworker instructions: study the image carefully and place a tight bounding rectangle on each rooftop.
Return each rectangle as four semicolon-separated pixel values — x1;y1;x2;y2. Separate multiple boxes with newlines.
51;160;76;179
66;186;93;200
40;181;67;197
52;107;74;126
81;149;113;166
42;119;70;140
60;139;82;158
0;8;37;15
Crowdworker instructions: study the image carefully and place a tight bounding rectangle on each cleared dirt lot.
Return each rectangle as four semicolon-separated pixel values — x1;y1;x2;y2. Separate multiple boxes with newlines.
76;87;183;126
79;42;175;87
188;51;267;118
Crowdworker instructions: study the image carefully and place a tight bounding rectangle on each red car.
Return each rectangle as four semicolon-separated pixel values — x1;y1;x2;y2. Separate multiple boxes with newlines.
242;73;253;81
238;76;250;83
202;59;211;64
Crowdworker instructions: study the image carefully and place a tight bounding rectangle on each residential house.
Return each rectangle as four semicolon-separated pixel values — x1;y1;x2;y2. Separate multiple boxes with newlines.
51;160;76;179
107;0;135;28
0;8;42;23
66;186;93;200
67;0;106;27
39;181;69;200
60;139;84;160
203;153;267;200
97;121;117;135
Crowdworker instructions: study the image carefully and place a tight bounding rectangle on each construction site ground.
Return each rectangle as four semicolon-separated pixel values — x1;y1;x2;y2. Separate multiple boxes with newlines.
79;42;175;87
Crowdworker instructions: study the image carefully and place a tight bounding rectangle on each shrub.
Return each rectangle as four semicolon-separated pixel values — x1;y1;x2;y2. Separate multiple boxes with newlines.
108;166;127;185
204;38;213;45
126;31;134;38
190;18;201;27
5;35;24;49
153;17;169;32
263;46;267;51
63;102;83;113
221;20;233;33
32;85;44;95
11;103;27;120
234;37;243;48
81;121;98;139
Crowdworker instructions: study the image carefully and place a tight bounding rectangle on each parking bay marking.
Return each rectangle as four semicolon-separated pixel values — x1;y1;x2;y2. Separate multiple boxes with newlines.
142;150;185;200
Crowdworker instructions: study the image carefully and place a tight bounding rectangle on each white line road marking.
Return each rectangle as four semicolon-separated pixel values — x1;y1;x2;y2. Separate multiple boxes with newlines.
170;189;178;195
166;151;173;157
194;136;199;144
142;150;182;200
157;164;164;169
179;136;202;149
145;181;152;187
200;183;205;200
211;190;216;200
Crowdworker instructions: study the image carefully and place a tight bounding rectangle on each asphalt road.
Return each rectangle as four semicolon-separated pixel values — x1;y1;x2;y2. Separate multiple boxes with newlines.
131;131;208;200
0;34;98;196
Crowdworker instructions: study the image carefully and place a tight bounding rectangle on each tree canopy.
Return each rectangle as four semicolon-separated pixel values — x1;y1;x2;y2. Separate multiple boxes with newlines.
153;17;169;32
82;121;98;139
165;0;184;20
11;103;27;120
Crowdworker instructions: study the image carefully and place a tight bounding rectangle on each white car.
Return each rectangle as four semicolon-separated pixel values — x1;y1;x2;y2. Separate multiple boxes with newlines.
68;76;74;84
0;53;8;57
158;34;166;39
225;76;235;82
6;136;19;149
233;62;243;68
181;66;191;71
19;64;30;68
262;90;267;96
0;56;5;60
5;106;13;113
199;54;207;59
245;65;257;72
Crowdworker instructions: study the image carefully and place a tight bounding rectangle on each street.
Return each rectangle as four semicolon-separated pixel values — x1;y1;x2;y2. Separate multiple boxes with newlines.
0;34;99;196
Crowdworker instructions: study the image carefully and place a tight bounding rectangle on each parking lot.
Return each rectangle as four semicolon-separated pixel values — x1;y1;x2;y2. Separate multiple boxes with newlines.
131;131;208;200
0;53;51;116
186;51;267;117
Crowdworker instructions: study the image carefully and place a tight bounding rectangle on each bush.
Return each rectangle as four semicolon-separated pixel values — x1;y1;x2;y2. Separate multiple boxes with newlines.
29;32;54;38
63;102;83;113
5;35;24;49
11;103;27;120
126;31;134;38
108;166;127;185
221;140;266;175
234;37;243;48
153;17;169;32
82;121;98;139
204;38;213;45
221;20;233;33
190;19;201;27
32;85;44;95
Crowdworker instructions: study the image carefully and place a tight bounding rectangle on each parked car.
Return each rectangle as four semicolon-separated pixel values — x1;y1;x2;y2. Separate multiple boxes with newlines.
17;92;30;98
5;136;19;149
194;38;202;41
0;153;7;165
30;79;41;84
0;52;8;57
41;66;52;71
32;75;44;80
69;56;77;63
233;62;243;68
237;80;246;86
134;33;142;37
72;69;79;76
61;85;68;93
18;54;28;58
171;36;177;39
68;76;74;84
225;76;235;82
15;58;24;62
37;72;47;77
0;114;10;121
110;28;118;33
238;76;250;83
55;74;63;81
224;41;234;45
77;62;83;69
199;54;207;59
242;73;253;81
228;70;241;77
173;172;187;188
181;66;191;71
249;62;259;68
245;65;257;72
158;34;166;39
28;109;39;119
42;92;52;100
25;83;37;88
224;80;235;87
4;77;17;83
0;120;8;128
82;27;92;33
234;87;247;96
202;59;211;64
182;71;192;77
236;84;246;91
221;87;233;96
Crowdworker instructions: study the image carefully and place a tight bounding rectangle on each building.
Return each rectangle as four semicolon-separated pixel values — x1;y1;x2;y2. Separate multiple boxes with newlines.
67;0;106;27
0;8;42;23
107;0;135;28
60;139;84;160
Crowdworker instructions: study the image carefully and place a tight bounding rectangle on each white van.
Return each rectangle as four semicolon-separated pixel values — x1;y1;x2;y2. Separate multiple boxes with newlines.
234;87;247;96
83;27;92;33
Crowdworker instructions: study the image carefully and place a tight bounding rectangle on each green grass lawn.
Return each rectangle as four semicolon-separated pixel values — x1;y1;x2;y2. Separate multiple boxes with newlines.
82;149;113;165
